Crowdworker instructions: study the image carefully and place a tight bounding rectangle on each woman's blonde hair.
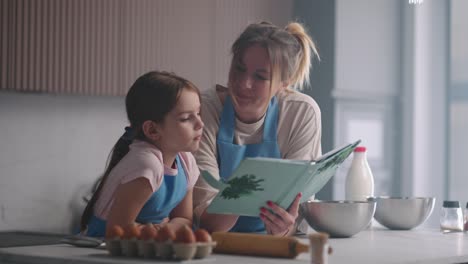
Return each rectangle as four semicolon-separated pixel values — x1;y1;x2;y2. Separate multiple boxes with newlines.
229;21;320;93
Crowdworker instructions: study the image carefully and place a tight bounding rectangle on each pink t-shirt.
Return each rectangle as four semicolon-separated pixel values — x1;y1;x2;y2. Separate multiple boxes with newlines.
93;140;199;219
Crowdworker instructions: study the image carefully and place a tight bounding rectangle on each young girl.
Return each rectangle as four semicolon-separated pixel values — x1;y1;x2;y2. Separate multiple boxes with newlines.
81;71;204;237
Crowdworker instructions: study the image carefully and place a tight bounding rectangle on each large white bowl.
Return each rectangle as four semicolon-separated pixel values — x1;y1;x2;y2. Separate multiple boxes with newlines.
300;200;376;238
373;197;435;230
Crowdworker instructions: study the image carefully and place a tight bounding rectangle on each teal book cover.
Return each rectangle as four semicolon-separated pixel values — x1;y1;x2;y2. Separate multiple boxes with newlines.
201;140;361;216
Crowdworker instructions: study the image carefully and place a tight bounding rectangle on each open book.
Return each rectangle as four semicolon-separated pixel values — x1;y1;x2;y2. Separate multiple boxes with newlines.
201;140;361;216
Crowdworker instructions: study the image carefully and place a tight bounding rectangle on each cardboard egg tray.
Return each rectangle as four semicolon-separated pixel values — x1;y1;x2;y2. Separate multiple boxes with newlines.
106;238;216;260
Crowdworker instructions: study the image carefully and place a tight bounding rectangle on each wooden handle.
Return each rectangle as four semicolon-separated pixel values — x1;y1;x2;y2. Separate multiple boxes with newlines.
212;232;309;258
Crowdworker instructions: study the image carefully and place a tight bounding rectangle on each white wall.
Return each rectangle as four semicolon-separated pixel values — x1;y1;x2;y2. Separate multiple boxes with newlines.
0;93;125;233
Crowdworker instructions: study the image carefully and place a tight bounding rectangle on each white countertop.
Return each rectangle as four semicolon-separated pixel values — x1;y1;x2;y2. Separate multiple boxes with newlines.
312;228;468;264
1;227;467;264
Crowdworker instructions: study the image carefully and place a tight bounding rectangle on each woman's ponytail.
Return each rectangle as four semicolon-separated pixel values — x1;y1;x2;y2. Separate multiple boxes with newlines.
285;22;320;90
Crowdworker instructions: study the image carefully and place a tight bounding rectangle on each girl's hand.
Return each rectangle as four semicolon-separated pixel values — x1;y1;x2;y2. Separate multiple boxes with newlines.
153;217;170;230
260;192;302;236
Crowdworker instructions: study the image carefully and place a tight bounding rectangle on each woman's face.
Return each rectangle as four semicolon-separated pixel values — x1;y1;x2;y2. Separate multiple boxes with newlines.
229;44;285;123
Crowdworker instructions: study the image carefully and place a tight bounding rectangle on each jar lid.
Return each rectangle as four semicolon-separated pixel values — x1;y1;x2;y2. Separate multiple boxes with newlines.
443;201;460;208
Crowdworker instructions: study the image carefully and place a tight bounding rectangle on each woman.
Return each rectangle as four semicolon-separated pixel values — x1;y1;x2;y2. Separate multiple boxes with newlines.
193;21;322;236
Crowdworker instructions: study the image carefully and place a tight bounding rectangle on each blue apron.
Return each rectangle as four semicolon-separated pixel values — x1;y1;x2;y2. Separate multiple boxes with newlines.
86;155;188;237
217;96;281;233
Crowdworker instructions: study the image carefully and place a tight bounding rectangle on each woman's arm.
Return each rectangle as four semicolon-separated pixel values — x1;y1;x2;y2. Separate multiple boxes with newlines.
199;210;239;233
260;92;322;236
192;88;225;227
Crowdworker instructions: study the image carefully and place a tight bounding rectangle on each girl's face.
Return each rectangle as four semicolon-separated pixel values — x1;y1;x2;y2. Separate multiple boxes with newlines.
229;44;285;123
155;88;204;155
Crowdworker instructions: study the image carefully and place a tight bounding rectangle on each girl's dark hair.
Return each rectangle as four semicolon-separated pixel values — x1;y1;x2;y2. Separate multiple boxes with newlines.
80;71;200;231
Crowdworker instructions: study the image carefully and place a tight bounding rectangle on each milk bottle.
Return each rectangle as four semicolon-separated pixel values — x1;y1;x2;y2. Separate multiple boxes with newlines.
345;146;374;201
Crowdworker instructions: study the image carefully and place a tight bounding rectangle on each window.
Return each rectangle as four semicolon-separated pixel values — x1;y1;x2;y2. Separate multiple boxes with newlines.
448;0;468;202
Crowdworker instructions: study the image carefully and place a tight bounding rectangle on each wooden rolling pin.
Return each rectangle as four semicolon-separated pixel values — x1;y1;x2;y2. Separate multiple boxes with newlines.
212;232;309;258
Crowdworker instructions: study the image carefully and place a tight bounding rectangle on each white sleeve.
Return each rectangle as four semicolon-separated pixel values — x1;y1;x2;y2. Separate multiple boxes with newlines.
120;153;165;192
277;92;322;161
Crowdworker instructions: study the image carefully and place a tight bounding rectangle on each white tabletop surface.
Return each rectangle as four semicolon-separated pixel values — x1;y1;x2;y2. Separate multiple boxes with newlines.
0;227;467;264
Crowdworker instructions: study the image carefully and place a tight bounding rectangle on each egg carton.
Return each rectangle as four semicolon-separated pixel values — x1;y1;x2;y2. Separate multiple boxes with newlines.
106;238;216;260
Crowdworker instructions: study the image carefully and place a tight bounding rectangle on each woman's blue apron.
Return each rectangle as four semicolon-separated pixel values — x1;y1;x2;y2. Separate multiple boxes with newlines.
86;155;187;237
216;96;281;233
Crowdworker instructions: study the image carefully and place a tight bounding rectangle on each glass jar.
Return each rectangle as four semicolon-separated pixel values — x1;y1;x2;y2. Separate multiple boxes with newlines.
440;200;463;232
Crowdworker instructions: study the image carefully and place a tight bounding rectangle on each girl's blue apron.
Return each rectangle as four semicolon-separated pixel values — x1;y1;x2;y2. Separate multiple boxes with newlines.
86;155;187;237
217;96;281;233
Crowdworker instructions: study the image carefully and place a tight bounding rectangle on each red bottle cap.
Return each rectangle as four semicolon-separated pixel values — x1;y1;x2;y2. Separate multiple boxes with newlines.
354;146;367;152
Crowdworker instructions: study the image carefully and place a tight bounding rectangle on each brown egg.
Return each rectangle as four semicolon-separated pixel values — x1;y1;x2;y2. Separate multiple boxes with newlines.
140;223;158;241
123;223;141;239
175;225;196;244
194;228;212;242
105;224;124;239
156;225;176;242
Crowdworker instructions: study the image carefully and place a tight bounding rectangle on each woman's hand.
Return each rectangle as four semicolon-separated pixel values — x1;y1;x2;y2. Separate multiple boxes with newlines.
260;192;302;236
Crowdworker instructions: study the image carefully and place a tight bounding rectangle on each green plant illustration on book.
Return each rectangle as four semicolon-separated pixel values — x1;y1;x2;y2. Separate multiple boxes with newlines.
317;146;354;174
220;174;264;200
